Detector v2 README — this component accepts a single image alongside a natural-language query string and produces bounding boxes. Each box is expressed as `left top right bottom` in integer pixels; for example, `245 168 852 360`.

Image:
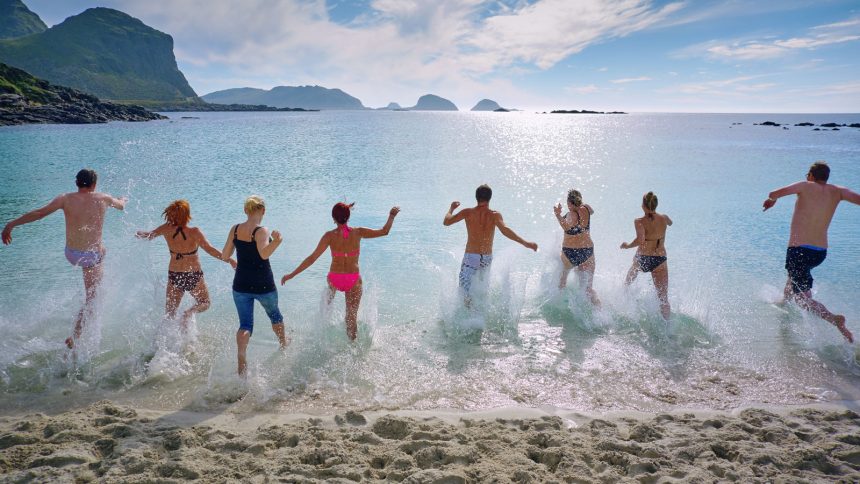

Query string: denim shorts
232 290 283 334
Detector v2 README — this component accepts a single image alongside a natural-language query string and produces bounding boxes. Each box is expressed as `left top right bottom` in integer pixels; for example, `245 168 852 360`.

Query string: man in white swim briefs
2 169 127 348
443 184 538 305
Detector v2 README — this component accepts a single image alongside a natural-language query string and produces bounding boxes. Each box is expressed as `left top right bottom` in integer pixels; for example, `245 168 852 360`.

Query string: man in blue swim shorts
2 169 127 348
764 161 860 342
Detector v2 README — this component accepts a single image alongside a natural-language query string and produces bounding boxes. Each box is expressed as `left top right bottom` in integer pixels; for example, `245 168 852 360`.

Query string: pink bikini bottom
328 272 360 292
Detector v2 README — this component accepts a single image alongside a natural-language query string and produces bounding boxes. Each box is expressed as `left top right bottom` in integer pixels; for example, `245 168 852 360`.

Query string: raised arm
358 206 400 239
443 202 468 226
2 195 64 245
255 226 282 260
553 203 571 230
840 186 860 206
496 213 538 251
197 228 236 268
106 194 128 211
135 223 170 240
281 233 330 284
620 219 644 249
763 182 805 211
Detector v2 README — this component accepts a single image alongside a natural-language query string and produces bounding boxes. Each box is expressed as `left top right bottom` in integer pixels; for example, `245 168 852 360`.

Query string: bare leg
651 262 670 320
344 280 363 341
236 329 251 376
271 323 288 349
67 264 103 349
181 279 211 331
165 282 183 319
779 278 793 305
624 261 640 287
577 257 600 307
559 253 573 289
793 291 853 343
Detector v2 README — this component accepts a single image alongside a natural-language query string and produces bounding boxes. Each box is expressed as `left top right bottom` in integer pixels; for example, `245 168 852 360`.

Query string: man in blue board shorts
763 161 860 342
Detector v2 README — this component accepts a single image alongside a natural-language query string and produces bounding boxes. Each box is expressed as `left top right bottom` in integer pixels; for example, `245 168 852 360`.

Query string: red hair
332 202 353 225
163 200 191 227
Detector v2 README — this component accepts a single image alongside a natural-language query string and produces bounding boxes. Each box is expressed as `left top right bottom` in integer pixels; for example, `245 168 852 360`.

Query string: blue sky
24 0 860 112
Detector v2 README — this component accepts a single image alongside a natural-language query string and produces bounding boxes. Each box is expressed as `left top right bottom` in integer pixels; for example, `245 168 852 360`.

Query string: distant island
0 62 165 126
551 109 627 114
409 94 458 111
752 120 860 130
202 86 364 110
377 102 402 110
472 99 504 111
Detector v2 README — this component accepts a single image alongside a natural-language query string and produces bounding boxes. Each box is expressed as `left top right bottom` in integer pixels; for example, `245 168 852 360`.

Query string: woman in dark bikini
621 191 673 319
554 189 600 305
281 203 399 341
220 195 287 376
136 200 235 330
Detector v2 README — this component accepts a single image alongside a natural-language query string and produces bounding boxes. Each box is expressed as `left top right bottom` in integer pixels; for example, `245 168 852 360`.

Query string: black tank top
232 225 275 294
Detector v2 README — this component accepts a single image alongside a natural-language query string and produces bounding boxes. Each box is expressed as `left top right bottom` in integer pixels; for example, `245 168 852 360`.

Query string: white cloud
688 15 860 61
99 0 683 106
667 74 778 96
566 84 600 94
610 76 652 84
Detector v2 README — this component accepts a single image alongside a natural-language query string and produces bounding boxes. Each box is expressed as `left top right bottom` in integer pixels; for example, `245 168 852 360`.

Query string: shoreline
2 400 859 482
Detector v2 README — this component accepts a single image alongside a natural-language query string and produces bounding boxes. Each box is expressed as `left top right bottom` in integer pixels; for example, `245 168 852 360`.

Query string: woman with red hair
137 200 236 330
281 202 399 340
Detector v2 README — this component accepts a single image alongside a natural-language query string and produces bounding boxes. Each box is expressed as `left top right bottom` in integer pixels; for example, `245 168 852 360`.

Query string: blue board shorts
232 290 283 334
785 245 827 294
65 246 103 268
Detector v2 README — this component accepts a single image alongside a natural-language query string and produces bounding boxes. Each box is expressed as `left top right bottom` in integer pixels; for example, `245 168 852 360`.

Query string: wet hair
163 200 191 227
332 202 354 225
567 189 583 207
808 161 830 182
475 184 492 202
244 195 265 214
643 192 658 219
75 169 97 188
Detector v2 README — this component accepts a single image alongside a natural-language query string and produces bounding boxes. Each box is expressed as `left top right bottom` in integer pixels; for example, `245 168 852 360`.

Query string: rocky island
202 86 365 110
551 109 626 114
408 94 458 111
471 99 503 111
0 63 165 126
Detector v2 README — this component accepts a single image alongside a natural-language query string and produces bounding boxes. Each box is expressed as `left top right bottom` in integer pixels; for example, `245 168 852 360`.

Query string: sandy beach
1 401 858 482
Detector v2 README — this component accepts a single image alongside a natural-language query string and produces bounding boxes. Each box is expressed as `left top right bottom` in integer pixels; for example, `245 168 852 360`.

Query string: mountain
378 102 402 110
409 94 457 111
202 85 364 110
471 99 502 111
0 7 197 102
0 62 165 126
0 0 46 40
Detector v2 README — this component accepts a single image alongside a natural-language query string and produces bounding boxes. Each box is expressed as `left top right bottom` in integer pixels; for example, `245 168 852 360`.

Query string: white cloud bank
105 0 683 107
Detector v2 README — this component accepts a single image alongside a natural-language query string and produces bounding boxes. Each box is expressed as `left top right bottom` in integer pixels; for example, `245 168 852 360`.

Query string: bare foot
833 315 853 343
65 336 75 349
279 335 292 350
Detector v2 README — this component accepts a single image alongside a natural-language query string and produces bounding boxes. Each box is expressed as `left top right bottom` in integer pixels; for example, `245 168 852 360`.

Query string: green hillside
0 7 197 102
0 0 46 40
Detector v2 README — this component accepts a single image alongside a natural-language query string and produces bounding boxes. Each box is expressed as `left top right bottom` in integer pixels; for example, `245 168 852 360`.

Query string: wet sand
2 401 859 482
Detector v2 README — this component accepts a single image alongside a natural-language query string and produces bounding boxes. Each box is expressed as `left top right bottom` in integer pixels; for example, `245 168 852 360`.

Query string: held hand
228 258 237 269
281 273 293 285
553 203 562 217
271 230 282 242
389 206 401 217
449 201 460 212
762 198 776 211
2 225 12 245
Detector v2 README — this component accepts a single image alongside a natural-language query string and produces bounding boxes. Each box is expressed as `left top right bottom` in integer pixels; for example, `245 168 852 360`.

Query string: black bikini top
170 226 198 260
564 207 590 236
643 214 663 248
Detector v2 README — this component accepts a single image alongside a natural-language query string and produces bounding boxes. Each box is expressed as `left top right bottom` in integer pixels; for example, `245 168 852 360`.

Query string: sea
0 111 858 415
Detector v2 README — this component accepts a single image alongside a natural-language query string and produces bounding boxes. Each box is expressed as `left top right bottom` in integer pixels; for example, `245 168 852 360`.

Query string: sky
24 0 860 112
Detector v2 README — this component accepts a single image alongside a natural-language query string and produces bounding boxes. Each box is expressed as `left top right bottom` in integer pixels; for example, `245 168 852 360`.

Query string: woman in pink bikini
281 203 399 340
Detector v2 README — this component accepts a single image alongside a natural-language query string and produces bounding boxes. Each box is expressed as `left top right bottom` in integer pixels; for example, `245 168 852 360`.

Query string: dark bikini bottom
168 271 204 292
562 247 594 267
636 255 667 273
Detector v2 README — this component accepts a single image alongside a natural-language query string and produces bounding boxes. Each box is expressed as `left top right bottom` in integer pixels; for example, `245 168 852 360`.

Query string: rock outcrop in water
471 99 502 111
0 62 165 126
551 109 626 114
0 7 198 103
202 86 365 110
0 0 46 40
408 94 458 111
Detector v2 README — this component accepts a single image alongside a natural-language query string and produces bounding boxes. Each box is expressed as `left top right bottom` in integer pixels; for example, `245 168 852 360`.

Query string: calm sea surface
1 111 859 414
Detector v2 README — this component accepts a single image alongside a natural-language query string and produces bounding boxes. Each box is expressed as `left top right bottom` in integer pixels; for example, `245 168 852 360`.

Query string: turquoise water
0 111 859 414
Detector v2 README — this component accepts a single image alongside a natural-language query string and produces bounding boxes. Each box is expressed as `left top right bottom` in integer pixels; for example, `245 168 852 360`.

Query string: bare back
62 192 111 251
162 225 205 272
789 182 842 247
637 213 670 257
328 228 362 274
464 206 499 254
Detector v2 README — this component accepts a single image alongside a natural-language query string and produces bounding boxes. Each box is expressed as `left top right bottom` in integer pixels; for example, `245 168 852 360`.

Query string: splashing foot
833 315 853 343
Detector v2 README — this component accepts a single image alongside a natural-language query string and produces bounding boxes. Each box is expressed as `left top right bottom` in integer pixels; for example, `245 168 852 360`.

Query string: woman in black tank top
220 195 287 376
